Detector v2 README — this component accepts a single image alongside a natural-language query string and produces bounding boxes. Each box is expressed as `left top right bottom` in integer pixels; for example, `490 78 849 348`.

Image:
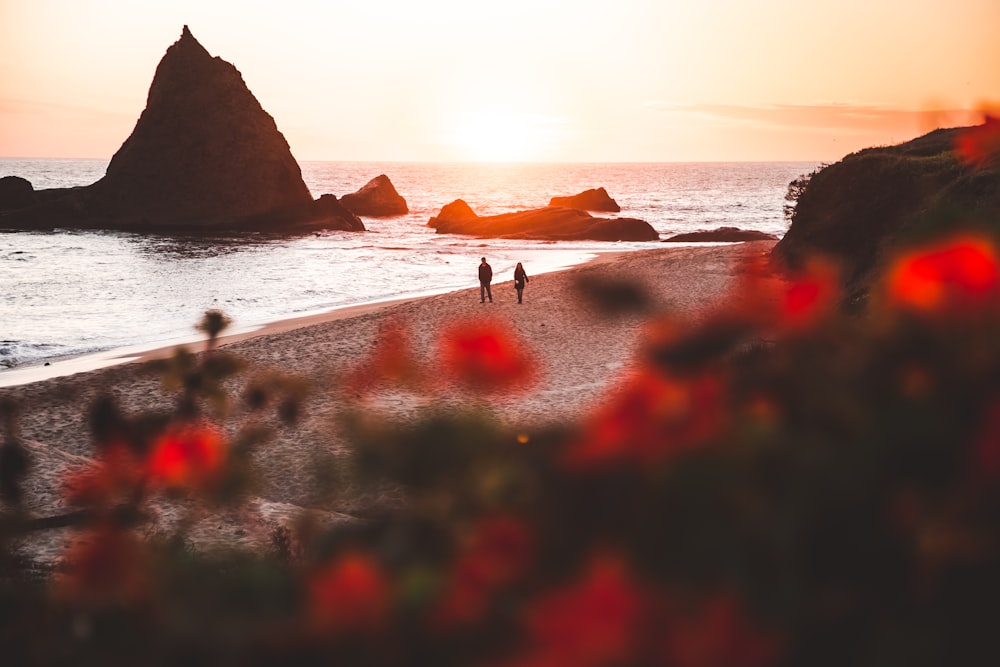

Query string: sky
1 0 997 163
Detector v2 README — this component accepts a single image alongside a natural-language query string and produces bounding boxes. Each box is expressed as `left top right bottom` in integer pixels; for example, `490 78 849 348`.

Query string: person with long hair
513 262 529 304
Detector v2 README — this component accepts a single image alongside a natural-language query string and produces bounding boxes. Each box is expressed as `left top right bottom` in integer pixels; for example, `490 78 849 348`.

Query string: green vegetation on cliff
775 122 1000 298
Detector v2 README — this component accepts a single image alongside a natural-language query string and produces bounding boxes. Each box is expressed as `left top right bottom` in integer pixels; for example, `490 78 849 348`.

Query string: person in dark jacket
479 257 493 303
513 262 529 304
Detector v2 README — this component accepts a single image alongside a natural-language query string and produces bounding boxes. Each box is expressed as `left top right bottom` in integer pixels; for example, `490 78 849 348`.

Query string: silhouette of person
479 257 493 303
513 262 529 304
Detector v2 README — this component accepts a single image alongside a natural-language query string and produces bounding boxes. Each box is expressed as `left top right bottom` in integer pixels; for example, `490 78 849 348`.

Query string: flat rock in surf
664 226 779 242
428 200 659 242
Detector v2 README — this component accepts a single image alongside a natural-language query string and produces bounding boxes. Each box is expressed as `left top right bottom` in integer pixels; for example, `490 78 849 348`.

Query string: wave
0 340 109 370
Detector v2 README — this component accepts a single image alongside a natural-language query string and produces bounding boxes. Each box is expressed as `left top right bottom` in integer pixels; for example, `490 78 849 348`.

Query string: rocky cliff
774 122 1000 296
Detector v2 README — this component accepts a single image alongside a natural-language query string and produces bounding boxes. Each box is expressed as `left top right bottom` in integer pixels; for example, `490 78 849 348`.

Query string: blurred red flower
56 524 151 608
432 515 534 628
348 319 424 393
778 259 841 331
566 370 725 469
307 550 391 634
662 594 782 667
438 320 537 393
885 235 1000 315
146 422 227 490
63 441 144 508
955 116 1000 167
733 254 840 332
511 554 646 667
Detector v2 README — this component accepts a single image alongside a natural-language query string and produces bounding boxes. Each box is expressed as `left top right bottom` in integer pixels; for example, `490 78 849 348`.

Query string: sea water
0 160 818 373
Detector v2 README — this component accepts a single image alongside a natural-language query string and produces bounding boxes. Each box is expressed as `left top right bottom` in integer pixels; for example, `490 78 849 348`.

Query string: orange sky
1 0 997 163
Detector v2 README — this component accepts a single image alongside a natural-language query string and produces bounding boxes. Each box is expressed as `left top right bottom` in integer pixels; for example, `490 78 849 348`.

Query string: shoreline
3 242 772 413
0 249 635 389
0 295 424 389
2 244 745 389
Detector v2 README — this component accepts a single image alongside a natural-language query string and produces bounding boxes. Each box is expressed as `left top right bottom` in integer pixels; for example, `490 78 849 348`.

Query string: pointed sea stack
0 26 363 233
95 25 314 226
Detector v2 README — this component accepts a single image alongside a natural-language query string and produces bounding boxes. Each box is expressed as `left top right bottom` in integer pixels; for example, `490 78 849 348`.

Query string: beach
3 241 778 567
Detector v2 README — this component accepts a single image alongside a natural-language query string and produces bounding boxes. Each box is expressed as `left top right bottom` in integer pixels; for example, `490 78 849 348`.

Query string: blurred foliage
2 128 1000 665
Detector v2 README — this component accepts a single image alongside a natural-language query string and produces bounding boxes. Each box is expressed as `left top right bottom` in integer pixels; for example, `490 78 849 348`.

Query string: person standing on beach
479 257 493 303
513 262 529 304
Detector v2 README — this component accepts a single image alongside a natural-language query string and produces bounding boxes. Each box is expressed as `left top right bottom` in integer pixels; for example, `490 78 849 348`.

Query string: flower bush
2 222 1000 666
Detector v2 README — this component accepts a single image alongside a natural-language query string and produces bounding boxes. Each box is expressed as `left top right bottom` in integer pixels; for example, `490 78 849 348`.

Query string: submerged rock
664 227 778 242
428 201 658 242
0 26 363 234
548 187 620 212
339 174 408 217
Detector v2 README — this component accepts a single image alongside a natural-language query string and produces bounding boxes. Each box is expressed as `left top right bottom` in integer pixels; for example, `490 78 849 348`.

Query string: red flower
955 115 1000 168
733 254 841 332
566 370 725 469
147 422 227 490
778 259 841 331
885 235 1000 315
348 319 424 393
433 515 534 628
56 524 150 607
662 594 782 667
512 554 646 667
63 441 144 508
307 550 391 634
438 319 537 393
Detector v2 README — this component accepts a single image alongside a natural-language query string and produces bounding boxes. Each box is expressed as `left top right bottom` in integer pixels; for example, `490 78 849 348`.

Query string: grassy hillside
774 123 1000 300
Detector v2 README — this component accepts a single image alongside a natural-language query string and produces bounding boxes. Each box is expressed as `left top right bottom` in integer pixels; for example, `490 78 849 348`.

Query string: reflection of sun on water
453 110 558 162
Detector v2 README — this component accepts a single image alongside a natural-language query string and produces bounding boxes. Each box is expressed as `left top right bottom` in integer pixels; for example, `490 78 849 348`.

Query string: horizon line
0 155 828 165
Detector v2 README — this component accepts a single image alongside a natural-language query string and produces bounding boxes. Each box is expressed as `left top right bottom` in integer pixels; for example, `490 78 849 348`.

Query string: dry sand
1 241 778 567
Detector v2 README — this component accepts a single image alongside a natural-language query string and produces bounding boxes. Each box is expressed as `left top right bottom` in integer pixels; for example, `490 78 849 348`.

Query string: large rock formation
548 187 620 212
339 174 408 217
428 201 659 242
773 122 1000 296
0 26 363 233
664 227 778 242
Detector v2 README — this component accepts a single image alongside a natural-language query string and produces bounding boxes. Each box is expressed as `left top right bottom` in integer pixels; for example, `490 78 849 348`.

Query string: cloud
643 102 988 135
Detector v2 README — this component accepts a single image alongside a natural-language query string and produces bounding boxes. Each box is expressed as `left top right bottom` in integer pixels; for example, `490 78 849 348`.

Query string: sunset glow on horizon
1 0 997 164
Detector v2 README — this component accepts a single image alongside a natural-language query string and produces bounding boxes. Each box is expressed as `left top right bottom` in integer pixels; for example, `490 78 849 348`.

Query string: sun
452 109 556 162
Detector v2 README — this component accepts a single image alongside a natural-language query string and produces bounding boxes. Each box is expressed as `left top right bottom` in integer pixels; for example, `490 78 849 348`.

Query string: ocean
0 159 818 378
